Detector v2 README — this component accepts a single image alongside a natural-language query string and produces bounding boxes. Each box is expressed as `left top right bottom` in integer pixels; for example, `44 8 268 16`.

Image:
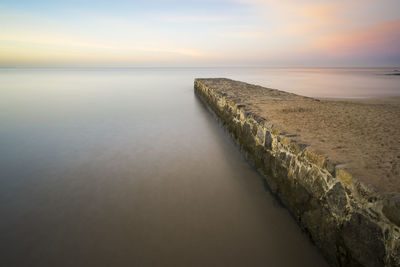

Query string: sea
0 67 398 266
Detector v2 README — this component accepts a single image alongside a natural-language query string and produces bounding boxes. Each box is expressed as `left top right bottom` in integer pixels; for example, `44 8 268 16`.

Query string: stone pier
194 78 400 267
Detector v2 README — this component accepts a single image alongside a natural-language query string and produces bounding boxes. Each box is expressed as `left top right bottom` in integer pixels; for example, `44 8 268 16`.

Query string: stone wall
194 79 400 267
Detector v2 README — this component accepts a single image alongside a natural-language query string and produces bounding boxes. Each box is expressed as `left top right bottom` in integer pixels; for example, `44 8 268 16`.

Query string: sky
1 0 400 67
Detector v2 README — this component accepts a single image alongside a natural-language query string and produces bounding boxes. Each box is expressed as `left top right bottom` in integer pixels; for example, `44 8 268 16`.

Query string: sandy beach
201 78 400 193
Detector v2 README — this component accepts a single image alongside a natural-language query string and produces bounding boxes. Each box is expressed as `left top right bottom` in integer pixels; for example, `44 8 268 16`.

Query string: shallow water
0 67 398 266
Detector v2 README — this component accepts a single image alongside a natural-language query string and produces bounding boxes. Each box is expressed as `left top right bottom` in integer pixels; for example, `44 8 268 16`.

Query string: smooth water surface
1 67 398 266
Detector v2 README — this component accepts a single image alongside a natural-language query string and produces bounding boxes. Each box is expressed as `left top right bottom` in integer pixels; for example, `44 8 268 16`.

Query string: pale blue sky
1 0 400 66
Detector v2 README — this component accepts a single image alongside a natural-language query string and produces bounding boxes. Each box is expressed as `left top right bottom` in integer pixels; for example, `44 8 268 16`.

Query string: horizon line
0 65 399 69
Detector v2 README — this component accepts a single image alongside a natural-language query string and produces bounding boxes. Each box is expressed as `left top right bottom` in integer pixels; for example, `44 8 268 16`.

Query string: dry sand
201 78 400 193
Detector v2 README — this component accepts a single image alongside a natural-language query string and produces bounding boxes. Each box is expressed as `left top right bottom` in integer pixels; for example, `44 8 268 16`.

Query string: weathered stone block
388 238 400 266
336 168 353 187
254 145 266 169
354 180 378 202
324 159 336 176
302 206 339 265
382 193 400 227
342 213 385 267
264 131 273 150
305 149 326 168
294 182 311 211
279 135 291 147
289 141 308 155
271 127 280 135
256 127 265 145
311 177 327 200
326 183 348 217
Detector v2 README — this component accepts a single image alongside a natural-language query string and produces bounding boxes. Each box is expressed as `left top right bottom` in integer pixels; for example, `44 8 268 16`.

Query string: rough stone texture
326 183 348 217
343 213 385 267
382 194 400 227
194 78 400 267
195 78 400 193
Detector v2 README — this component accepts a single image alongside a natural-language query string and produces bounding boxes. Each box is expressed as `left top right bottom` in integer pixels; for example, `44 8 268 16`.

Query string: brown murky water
1 67 398 266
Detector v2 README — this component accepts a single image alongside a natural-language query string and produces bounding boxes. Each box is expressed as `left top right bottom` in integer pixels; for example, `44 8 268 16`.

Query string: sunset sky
1 0 400 67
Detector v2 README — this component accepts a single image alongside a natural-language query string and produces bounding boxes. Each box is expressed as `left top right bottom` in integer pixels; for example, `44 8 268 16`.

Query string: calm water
0 67 398 266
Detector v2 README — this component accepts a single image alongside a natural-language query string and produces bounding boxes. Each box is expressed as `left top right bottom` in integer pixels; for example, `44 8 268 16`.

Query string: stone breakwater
194 78 400 267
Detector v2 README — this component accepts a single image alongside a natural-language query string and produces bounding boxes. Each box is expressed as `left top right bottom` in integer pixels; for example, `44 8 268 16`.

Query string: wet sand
200 78 400 193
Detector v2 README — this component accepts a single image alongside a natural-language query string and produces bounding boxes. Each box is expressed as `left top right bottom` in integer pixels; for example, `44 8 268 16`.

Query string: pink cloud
311 19 400 57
